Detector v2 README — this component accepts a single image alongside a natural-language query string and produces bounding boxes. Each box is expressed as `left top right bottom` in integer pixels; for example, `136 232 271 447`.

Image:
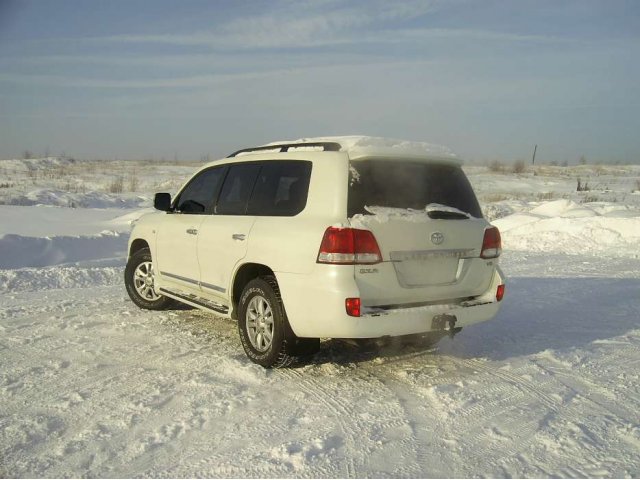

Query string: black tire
124 248 174 310
237 275 304 368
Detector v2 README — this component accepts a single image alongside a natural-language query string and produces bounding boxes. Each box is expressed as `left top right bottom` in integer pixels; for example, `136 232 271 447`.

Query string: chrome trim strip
160 271 226 293
201 281 226 293
160 271 198 285
389 249 476 261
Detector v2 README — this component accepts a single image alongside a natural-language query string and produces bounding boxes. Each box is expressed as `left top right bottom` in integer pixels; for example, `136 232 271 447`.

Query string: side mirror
154 192 172 212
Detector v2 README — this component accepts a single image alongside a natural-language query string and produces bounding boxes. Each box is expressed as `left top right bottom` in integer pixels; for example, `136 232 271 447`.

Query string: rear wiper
427 210 468 220
425 203 472 220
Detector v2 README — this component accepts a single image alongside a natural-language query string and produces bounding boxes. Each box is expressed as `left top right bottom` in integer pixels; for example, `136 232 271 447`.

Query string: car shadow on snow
434 276 640 362
308 335 445 367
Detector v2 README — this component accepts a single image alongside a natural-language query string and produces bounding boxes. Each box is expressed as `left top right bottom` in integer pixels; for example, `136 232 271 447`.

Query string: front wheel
124 247 173 310
237 276 301 368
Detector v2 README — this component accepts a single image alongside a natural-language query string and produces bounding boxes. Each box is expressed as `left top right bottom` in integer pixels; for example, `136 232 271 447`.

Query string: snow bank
0 265 123 292
0 206 151 269
0 231 128 269
3 188 147 209
0 206 147 237
494 199 640 257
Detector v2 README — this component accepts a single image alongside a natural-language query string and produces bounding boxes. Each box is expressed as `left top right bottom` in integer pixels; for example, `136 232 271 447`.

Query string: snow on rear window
347 160 482 218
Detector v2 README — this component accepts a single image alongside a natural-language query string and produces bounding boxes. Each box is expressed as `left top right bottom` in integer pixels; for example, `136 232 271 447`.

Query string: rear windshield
348 160 482 218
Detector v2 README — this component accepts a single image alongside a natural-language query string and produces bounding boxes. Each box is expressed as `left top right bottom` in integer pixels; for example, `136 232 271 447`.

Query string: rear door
197 160 312 299
348 159 492 306
197 163 261 300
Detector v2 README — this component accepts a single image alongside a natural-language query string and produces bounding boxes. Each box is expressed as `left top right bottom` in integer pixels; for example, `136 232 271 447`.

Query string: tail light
496 284 505 302
345 298 361 317
481 227 502 259
317 227 382 265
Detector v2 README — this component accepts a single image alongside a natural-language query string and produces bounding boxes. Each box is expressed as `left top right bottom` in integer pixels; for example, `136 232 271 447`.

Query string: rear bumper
276 266 505 339
346 300 501 338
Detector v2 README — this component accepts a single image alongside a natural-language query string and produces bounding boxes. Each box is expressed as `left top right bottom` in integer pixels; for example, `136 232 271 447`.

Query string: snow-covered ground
1 157 639 477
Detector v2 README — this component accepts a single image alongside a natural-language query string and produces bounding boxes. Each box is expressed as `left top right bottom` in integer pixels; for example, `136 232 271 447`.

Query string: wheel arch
129 238 150 258
231 262 275 319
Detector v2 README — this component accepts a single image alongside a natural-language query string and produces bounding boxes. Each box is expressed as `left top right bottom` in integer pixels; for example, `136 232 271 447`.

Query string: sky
0 0 639 163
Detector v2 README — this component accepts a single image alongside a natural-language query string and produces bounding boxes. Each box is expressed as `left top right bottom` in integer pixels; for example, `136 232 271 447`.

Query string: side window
215 164 261 215
175 166 227 214
247 161 312 216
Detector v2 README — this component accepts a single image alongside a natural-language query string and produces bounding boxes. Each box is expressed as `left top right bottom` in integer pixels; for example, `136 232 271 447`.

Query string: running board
159 288 229 315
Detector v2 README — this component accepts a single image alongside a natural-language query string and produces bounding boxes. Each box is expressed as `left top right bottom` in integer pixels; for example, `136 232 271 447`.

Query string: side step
159 288 229 315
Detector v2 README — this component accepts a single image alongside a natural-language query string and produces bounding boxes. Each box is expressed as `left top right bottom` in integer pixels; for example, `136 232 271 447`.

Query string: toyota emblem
431 232 444 245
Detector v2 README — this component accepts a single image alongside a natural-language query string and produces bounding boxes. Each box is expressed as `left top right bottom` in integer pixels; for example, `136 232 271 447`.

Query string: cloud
92 0 434 50
91 19 572 53
0 72 238 88
385 27 576 44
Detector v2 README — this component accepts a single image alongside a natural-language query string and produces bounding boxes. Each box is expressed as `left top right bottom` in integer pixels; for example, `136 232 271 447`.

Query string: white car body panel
155 214 203 292
197 214 256 297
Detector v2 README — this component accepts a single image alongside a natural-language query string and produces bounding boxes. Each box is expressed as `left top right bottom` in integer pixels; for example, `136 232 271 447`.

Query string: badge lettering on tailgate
359 268 379 274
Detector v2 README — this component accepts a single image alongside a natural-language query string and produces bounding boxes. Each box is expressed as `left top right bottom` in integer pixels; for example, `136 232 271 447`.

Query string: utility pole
532 144 537 165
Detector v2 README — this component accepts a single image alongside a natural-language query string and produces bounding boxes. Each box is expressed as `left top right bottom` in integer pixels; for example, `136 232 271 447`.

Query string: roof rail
227 142 342 158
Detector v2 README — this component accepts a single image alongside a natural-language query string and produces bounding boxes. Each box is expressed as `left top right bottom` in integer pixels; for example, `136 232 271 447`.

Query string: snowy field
1 157 640 477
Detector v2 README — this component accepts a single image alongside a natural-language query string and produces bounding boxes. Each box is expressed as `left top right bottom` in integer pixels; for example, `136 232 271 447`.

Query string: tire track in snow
372 354 566 476
355 347 464 477
281 367 360 478
307 343 471 476
1 288 223 476
430 354 639 476
536 353 639 423
359 350 504 477
450 357 560 410
372 373 452 477
280 354 426 478
446 357 564 460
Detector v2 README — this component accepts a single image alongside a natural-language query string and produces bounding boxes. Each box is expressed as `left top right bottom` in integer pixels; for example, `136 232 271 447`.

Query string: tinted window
348 161 482 218
176 166 227 214
216 164 261 215
247 161 312 216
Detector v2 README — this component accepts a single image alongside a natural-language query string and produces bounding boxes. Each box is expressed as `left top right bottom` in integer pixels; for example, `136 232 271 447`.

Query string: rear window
348 160 482 218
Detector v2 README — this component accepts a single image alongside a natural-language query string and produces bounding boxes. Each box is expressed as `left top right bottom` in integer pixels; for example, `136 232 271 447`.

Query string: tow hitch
432 314 460 338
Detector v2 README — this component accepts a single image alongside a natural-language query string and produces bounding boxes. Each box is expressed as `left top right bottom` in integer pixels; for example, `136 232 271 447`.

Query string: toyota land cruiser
125 137 505 367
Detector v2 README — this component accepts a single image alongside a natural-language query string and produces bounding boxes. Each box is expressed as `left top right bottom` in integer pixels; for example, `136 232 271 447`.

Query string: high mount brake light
317 227 382 265
481 227 502 259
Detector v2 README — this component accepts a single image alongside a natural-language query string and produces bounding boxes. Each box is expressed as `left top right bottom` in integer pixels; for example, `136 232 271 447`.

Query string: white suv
125 137 505 367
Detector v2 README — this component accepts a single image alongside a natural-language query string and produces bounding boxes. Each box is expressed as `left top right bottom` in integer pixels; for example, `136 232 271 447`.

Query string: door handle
232 233 246 241
186 228 198 235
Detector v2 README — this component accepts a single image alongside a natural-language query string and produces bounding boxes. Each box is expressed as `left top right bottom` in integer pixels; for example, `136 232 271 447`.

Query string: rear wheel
125 248 174 310
238 276 315 368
